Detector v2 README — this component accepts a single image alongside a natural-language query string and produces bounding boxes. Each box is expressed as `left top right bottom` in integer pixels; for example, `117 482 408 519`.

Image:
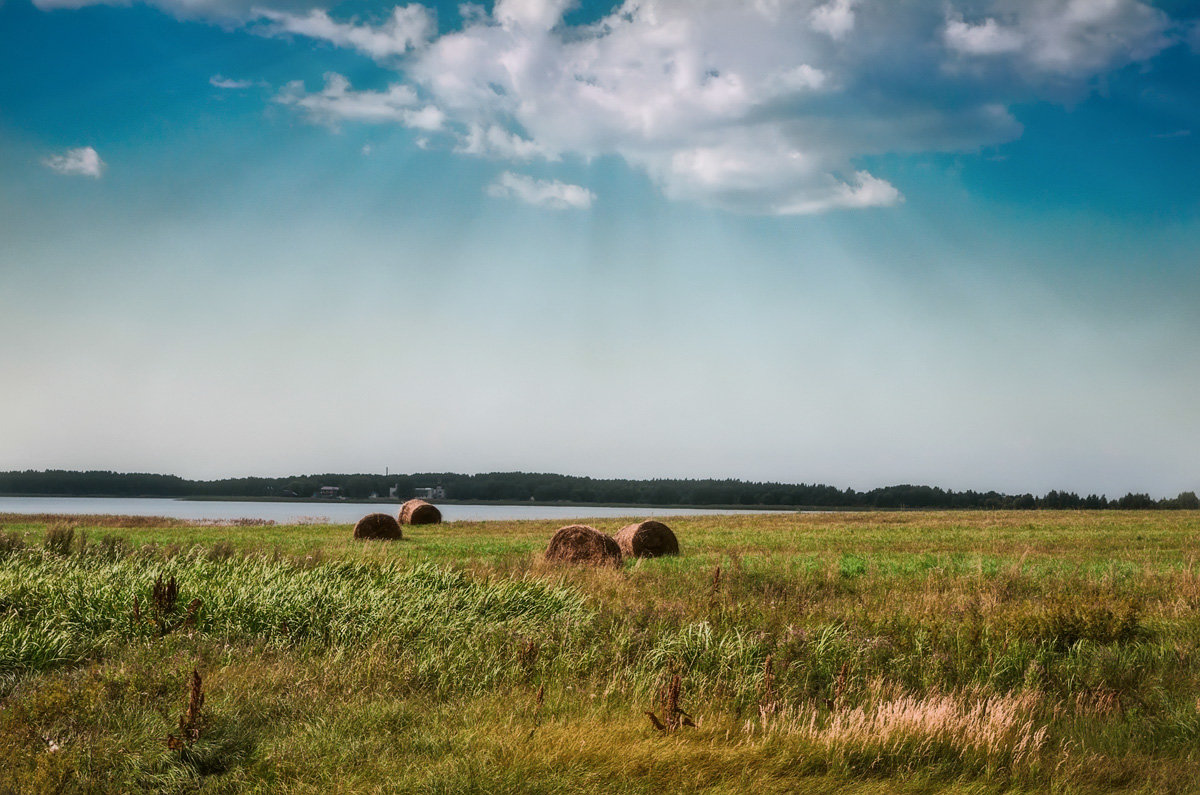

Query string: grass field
2 510 1199 793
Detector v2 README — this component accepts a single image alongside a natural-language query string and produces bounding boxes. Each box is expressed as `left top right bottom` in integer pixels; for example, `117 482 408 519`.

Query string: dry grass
0 513 277 532
749 684 1049 776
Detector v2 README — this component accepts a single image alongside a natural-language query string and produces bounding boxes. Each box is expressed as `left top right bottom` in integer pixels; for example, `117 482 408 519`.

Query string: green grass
2 511 1200 792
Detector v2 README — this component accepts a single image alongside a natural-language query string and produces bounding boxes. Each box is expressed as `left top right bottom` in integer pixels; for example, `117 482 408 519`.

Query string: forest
1 469 1197 510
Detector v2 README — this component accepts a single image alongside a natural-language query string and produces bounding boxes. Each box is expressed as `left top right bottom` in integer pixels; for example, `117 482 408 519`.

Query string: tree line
1 469 1197 510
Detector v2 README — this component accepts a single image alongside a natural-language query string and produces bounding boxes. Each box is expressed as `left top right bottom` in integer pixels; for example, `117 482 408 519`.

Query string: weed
153 573 179 619
0 531 25 557
207 540 237 562
167 669 205 751
43 524 74 557
96 534 132 561
838 553 869 580
647 674 695 732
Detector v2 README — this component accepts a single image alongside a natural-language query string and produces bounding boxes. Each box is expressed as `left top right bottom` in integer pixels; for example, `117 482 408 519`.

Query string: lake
0 496 785 524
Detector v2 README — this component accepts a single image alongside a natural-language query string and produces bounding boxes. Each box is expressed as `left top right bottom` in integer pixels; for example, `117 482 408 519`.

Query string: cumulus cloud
397 0 914 213
260 0 1178 213
274 72 443 129
456 124 558 161
647 135 901 215
944 0 1172 77
255 4 435 61
493 0 576 32
944 17 1023 56
486 171 594 209
810 0 858 40
42 146 105 178
32 0 1192 215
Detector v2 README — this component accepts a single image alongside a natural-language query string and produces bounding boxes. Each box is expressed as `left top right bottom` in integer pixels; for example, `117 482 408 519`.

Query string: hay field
2 511 1199 793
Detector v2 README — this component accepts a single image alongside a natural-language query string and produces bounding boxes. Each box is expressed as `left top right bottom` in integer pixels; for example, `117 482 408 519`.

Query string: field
2 510 1200 794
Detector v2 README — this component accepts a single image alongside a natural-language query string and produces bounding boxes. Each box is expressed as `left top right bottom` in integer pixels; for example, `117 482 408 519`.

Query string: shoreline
0 493 811 512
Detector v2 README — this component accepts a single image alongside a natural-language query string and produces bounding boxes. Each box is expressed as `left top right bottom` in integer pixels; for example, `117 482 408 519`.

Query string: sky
2 0 1199 496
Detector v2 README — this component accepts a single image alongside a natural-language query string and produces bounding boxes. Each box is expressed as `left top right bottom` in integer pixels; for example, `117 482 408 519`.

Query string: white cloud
402 104 447 131
810 0 857 40
486 171 594 209
493 0 576 32
776 170 902 214
210 75 260 89
256 4 435 62
639 131 901 214
33 0 323 20
944 0 1172 77
769 64 829 93
944 17 1023 56
32 0 1190 215
456 123 558 161
274 72 443 129
391 0 1177 213
42 146 105 178
398 0 942 213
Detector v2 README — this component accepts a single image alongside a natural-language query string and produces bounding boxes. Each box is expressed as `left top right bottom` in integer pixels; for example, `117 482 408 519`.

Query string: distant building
414 486 446 500
388 485 399 500
315 486 343 499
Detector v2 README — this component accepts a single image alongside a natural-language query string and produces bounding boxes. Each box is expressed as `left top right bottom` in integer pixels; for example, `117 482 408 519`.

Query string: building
413 486 446 500
315 486 343 499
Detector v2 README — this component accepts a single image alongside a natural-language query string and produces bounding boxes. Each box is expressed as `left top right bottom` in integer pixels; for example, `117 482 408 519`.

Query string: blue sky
2 0 1199 496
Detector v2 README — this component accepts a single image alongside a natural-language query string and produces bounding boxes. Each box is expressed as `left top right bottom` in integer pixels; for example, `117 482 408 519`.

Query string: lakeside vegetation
2 510 1200 792
3 469 1198 510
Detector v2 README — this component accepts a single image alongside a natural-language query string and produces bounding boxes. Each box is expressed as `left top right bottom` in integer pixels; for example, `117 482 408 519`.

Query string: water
0 496 784 524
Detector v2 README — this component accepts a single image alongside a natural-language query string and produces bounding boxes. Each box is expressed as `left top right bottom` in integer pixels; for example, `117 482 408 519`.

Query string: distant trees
1040 490 1081 509
0 469 1197 510
1115 492 1157 510
1170 491 1200 509
0 470 188 497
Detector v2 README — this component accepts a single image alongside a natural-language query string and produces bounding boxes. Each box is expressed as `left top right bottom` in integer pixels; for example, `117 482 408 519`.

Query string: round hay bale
614 520 679 558
353 512 402 540
399 499 442 525
544 524 622 567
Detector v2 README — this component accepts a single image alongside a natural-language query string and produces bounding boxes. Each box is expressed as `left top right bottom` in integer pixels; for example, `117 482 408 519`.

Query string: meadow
1 510 1199 793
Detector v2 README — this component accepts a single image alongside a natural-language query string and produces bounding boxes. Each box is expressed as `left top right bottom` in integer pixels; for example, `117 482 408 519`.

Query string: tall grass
0 547 589 695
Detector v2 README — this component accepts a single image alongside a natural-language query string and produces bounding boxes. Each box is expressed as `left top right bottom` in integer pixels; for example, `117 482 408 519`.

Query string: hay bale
545 524 622 566
399 499 442 525
613 520 679 558
353 512 402 540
